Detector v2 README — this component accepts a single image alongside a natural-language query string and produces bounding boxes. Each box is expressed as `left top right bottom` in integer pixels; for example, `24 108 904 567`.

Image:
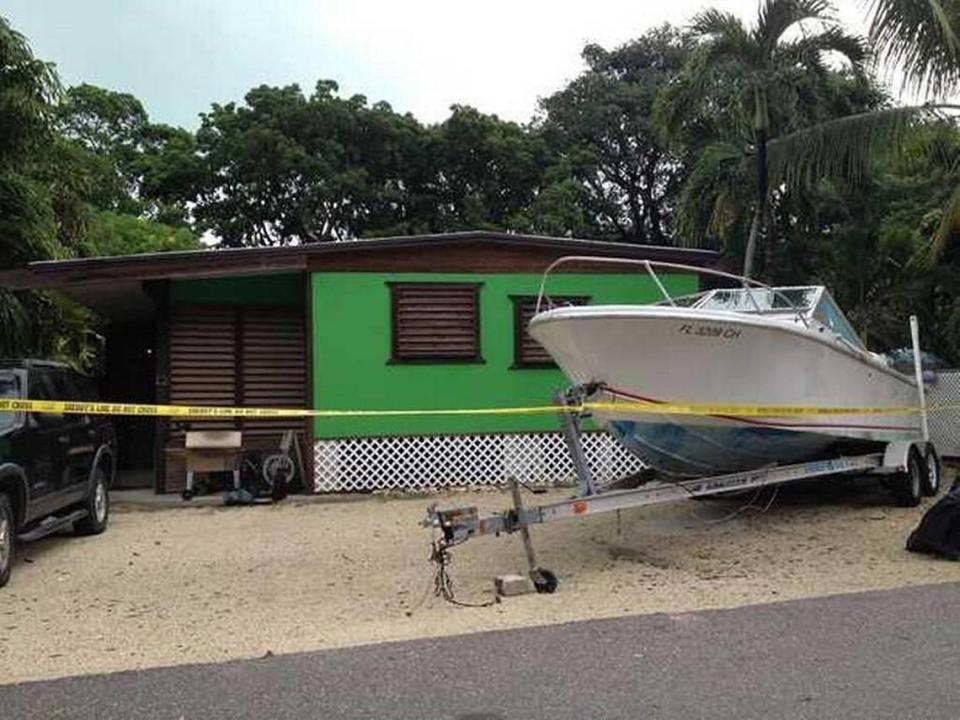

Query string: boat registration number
677 323 742 339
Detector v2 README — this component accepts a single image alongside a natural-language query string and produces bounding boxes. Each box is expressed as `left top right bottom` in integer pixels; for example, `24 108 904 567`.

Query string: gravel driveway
2 476 958 685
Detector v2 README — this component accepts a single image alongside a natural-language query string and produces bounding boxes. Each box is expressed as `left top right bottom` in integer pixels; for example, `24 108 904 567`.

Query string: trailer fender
882 441 918 473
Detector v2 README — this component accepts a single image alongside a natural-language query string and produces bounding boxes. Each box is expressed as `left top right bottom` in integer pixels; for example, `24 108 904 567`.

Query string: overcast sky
6 0 870 129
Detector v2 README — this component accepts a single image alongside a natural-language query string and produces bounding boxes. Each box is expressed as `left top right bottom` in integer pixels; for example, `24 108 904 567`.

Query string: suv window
29 369 65 427
53 370 80 401
0 372 19 433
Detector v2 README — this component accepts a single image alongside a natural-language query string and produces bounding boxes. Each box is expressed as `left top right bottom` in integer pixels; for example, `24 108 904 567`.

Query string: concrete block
495 574 535 597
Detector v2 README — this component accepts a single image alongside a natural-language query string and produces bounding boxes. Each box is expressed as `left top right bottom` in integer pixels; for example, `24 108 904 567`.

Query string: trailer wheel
532 568 558 594
894 449 924 507
922 445 941 497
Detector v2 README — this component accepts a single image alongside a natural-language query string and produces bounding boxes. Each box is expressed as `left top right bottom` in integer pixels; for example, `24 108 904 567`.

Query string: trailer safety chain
429 540 498 609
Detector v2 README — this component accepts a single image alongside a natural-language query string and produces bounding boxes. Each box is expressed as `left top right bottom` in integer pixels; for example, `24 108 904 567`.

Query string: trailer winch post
555 387 597 496
909 315 930 442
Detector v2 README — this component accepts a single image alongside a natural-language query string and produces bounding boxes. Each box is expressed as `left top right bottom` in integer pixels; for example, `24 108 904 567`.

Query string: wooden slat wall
515 298 553 366
169 306 238 433
163 304 308 492
391 283 480 361
513 295 589 367
241 308 308 439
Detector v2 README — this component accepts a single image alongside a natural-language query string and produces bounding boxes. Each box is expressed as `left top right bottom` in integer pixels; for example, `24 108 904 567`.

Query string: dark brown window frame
387 281 484 364
510 294 590 369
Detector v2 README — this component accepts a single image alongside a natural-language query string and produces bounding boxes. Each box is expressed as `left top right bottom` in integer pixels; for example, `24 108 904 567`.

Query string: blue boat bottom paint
608 420 853 478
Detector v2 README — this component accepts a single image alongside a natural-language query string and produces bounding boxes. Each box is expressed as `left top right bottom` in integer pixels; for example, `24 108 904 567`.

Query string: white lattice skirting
313 431 645 493
929 370 960 458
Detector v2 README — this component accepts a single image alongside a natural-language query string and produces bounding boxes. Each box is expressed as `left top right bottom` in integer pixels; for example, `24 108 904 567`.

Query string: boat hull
529 306 921 477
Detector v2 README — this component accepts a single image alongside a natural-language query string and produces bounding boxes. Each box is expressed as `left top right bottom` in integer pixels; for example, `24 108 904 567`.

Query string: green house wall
170 273 303 306
310 271 697 438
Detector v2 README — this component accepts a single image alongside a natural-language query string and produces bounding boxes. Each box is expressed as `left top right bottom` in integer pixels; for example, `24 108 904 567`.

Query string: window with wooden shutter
389 283 483 363
512 295 589 368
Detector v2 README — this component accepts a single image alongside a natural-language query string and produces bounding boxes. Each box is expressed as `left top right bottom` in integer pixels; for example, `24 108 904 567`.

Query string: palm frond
690 9 758 72
781 26 868 71
930 179 960 259
766 104 942 187
690 8 747 39
895 119 960 175
675 141 751 246
758 0 833 47
869 0 960 98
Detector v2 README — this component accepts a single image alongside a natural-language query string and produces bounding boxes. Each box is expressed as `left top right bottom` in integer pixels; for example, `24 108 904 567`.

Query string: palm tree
0 15 61 356
686 0 866 277
766 1 960 260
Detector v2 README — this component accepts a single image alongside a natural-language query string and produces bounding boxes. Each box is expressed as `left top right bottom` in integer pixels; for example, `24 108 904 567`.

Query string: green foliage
539 26 692 243
82 211 199 257
421 106 549 234
0 16 202 367
676 0 868 276
869 0 960 98
191 84 554 244
0 16 59 166
192 82 425 244
2 7 960 366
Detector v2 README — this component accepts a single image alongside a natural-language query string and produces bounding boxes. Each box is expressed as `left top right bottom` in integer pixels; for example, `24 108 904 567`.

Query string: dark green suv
0 360 116 588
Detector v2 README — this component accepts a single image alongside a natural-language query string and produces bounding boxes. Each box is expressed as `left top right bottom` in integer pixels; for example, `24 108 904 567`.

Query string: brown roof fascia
0 231 718 290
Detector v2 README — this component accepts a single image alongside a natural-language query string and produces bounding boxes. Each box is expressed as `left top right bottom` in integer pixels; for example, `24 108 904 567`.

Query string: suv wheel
74 467 109 536
0 494 14 588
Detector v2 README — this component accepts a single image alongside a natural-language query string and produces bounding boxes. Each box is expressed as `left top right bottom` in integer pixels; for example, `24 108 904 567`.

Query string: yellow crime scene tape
0 397 940 419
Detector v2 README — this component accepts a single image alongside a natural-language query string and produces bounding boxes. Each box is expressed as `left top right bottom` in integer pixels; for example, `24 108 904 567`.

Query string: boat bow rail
534 255 811 328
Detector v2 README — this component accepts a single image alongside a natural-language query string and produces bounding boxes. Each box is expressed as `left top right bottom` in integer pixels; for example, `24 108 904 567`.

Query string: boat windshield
683 287 865 350
812 291 863 349
0 372 19 433
693 287 820 314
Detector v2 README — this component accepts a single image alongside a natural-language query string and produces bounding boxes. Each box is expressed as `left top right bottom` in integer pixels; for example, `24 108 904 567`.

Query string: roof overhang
0 231 720 322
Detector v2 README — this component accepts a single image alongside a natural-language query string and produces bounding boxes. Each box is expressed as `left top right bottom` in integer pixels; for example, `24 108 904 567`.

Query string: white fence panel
313 431 645 493
929 370 960 458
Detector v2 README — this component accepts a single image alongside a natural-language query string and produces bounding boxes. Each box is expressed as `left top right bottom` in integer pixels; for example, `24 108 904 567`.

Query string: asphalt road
2 582 959 720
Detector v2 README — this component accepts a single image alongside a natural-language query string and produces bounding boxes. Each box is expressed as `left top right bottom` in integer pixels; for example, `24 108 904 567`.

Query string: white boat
529 257 923 478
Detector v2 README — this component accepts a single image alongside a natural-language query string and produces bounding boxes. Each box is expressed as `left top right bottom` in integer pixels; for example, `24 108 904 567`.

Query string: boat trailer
423 385 940 595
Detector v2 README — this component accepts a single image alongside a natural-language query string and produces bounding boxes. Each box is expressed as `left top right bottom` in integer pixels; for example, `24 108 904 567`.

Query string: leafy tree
417 105 549 233
0 17 59 167
803 164 960 361
765 0 960 262
132 123 205 222
539 27 691 244
0 15 63 356
666 67 884 267
55 84 198 225
58 83 147 154
676 0 866 276
0 16 201 363
193 81 429 245
82 211 199 257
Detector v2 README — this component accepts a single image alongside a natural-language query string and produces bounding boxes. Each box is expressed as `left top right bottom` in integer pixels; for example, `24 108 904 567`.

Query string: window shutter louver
390 283 481 362
513 296 589 367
